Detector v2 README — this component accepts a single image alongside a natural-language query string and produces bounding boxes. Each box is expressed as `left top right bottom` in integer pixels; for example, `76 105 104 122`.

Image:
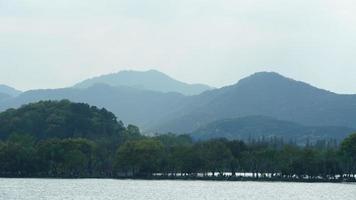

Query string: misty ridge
0 69 355 144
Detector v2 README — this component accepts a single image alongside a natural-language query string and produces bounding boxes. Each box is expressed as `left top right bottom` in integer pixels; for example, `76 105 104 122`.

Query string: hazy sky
1 0 356 93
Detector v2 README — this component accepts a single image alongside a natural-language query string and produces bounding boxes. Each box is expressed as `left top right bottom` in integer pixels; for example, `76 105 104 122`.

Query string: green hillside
0 100 125 140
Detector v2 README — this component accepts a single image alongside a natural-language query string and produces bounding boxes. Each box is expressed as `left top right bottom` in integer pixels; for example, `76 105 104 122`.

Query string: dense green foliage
0 100 140 177
0 100 124 140
0 131 355 181
0 100 355 181
115 139 164 176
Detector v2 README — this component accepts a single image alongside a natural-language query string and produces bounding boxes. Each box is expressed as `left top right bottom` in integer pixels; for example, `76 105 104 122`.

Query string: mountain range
155 72 356 133
1 70 355 142
0 84 21 96
0 84 186 129
0 84 22 102
74 70 212 95
191 115 354 143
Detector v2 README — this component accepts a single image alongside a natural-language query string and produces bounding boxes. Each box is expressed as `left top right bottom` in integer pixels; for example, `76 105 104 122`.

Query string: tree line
0 131 355 181
0 100 355 181
114 133 356 181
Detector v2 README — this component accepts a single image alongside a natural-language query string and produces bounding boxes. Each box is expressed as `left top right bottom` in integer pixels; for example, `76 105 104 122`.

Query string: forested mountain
0 84 21 97
0 100 126 140
0 100 142 177
1 72 355 142
0 84 186 129
155 72 356 133
0 100 355 180
74 70 212 95
191 116 354 143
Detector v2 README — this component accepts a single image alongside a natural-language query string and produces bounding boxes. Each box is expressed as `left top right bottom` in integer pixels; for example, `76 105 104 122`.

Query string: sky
1 0 356 93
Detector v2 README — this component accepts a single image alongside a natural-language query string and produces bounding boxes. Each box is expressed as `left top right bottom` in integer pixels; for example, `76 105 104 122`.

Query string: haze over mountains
0 84 22 102
0 84 186 129
156 72 356 133
0 70 355 142
0 93 11 102
74 70 212 96
191 116 354 143
0 84 21 96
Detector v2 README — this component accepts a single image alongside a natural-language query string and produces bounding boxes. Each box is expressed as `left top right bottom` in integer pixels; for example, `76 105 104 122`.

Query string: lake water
0 179 355 200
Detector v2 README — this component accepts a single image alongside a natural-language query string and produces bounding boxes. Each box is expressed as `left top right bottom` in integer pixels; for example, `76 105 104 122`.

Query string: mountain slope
191 116 354 143
74 70 212 95
0 84 22 96
0 84 187 129
0 93 11 102
154 72 356 133
1 71 356 139
0 100 125 140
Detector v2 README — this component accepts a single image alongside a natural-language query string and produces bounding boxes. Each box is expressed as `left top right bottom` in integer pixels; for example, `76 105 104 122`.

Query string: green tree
226 140 247 176
0 134 37 177
0 100 125 141
115 139 164 177
197 139 233 176
37 138 96 177
340 133 356 178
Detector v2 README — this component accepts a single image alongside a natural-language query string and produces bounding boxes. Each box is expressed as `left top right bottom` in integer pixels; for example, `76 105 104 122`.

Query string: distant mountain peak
2 70 356 136
233 71 332 95
118 69 165 74
145 69 165 74
238 71 293 84
249 71 284 77
74 69 212 95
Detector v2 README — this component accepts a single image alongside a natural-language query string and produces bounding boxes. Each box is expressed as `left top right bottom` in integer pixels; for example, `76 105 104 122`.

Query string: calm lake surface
0 179 355 200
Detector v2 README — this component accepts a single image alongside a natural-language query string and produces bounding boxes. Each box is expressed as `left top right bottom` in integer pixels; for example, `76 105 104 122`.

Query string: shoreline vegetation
0 101 355 183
